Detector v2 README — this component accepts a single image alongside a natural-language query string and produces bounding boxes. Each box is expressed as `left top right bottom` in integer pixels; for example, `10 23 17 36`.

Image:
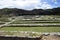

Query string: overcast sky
0 0 60 10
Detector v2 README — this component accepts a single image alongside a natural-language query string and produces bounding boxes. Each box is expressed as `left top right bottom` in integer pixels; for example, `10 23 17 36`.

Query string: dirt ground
41 35 60 40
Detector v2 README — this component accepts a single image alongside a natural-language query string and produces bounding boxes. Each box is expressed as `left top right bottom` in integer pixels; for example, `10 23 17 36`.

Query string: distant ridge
0 7 60 17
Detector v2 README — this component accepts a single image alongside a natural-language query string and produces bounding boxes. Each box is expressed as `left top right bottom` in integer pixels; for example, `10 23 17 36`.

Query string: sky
0 0 60 10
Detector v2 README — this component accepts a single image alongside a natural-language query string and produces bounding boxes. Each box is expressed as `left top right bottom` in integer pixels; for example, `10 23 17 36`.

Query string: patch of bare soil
41 35 60 40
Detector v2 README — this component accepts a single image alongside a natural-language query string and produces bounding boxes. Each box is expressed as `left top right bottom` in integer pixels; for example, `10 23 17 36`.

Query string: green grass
0 27 60 32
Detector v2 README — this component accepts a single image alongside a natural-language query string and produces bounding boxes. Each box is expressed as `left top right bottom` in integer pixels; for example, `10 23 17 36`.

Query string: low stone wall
0 36 40 40
0 35 60 40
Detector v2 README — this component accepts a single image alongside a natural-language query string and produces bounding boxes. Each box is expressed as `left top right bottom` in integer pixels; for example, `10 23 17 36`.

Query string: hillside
0 7 60 17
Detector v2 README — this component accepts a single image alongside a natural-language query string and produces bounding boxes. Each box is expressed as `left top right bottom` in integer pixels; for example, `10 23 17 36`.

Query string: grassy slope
0 27 60 32
0 16 60 32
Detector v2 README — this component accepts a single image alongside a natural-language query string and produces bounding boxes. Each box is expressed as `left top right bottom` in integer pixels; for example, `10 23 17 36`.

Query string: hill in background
0 7 60 17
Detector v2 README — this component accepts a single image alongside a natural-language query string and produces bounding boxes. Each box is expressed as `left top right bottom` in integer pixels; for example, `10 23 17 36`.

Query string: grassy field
0 27 60 32
0 15 60 32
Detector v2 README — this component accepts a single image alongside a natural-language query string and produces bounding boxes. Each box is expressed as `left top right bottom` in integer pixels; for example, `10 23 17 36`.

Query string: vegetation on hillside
0 7 60 17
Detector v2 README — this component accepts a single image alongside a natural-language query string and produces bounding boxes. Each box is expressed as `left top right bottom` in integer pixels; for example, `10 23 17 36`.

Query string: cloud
52 0 58 4
40 2 52 9
0 0 52 10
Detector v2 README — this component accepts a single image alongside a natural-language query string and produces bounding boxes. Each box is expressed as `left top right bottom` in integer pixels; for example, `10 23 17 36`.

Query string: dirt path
0 17 18 27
